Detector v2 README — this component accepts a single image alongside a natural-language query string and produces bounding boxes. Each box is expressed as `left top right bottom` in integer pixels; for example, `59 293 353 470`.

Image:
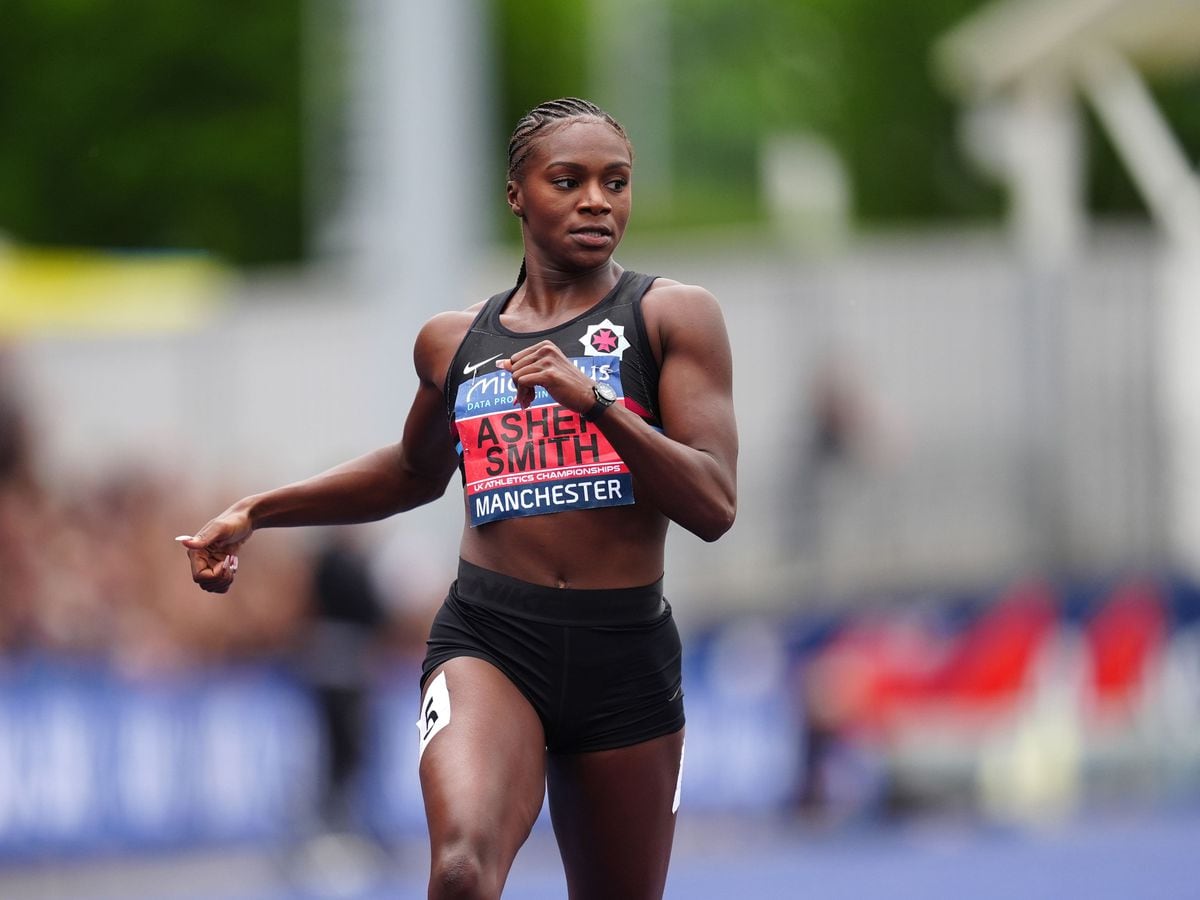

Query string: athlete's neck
511 260 623 322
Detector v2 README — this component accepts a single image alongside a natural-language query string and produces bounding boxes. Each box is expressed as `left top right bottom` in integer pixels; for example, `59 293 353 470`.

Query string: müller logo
580 318 631 359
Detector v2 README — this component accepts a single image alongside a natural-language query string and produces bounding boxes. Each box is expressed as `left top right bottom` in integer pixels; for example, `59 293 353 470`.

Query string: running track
2 810 1194 899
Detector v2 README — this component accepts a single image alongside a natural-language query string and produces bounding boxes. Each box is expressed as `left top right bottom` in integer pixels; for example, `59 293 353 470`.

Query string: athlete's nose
579 180 611 214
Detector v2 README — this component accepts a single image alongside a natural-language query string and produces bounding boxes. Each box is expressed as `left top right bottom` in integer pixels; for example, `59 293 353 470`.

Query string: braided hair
507 98 632 285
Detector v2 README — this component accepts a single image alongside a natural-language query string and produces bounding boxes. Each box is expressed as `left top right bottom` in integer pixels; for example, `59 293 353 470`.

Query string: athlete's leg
546 728 685 900
419 657 547 900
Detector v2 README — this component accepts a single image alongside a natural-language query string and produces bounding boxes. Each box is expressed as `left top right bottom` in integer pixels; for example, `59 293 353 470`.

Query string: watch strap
583 399 609 423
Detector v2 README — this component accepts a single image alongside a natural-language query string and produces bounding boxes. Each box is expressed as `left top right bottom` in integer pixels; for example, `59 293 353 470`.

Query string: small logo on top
463 353 503 377
579 318 631 359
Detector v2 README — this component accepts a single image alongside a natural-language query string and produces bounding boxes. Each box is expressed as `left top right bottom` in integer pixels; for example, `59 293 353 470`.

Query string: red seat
1084 579 1166 722
925 580 1058 707
805 581 1059 739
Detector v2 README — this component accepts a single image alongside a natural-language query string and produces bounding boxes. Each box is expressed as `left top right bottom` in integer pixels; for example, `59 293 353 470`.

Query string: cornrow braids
506 97 631 183
507 98 632 286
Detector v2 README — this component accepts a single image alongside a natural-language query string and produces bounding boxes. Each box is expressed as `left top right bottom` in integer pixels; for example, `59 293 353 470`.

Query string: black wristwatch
583 382 617 423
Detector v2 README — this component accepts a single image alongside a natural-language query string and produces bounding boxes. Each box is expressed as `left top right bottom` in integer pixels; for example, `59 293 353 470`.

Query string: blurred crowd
4 341 1199 834
0 351 435 679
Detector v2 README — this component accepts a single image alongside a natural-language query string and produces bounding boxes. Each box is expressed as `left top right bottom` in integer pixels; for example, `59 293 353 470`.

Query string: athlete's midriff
459 498 668 589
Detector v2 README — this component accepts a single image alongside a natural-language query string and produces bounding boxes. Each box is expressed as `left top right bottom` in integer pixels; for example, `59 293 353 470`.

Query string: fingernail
175 535 193 542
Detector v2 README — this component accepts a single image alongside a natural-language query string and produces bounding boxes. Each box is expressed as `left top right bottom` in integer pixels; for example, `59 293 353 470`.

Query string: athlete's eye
552 177 579 189
606 178 628 192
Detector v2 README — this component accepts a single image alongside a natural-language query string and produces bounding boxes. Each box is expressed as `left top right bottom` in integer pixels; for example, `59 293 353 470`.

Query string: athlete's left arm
600 282 738 541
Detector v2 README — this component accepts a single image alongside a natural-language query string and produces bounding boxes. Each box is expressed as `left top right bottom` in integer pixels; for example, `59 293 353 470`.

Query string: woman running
180 97 737 899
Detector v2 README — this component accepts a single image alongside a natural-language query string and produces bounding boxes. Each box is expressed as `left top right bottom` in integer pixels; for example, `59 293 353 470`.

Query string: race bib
453 357 635 526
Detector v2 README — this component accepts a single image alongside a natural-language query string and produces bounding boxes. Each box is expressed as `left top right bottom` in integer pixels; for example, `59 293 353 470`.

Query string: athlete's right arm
182 311 470 593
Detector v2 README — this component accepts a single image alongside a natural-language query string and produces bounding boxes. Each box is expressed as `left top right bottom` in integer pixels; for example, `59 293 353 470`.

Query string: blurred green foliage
0 0 302 264
665 0 1003 226
494 0 591 134
495 0 1200 233
1 0 1198 263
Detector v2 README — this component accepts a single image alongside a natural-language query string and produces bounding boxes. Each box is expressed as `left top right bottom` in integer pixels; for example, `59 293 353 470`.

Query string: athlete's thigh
546 728 685 900
419 657 547 868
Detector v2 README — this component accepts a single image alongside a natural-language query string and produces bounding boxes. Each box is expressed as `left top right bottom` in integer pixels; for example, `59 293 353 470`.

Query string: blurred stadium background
3 0 1200 897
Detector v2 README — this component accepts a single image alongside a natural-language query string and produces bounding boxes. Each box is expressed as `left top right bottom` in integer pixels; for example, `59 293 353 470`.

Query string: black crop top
444 269 661 526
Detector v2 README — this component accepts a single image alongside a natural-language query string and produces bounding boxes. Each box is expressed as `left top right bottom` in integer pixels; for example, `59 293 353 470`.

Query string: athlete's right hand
177 508 252 594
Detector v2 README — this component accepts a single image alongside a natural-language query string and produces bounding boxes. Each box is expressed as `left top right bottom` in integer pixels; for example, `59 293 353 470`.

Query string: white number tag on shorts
417 671 451 760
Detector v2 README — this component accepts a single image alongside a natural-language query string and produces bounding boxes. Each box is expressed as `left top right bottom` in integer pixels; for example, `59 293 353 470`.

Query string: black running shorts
420 559 685 753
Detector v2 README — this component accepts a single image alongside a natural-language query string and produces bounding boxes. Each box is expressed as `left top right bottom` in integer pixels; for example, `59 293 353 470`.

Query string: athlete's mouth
571 226 612 238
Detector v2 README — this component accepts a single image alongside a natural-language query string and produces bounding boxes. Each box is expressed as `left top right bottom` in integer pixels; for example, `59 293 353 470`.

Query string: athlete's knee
428 838 500 900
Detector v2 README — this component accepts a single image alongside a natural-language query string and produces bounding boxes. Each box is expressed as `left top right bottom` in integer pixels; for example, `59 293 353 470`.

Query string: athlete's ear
506 180 523 218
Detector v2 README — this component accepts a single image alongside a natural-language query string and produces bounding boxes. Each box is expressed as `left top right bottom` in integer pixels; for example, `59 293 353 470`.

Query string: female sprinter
180 97 737 899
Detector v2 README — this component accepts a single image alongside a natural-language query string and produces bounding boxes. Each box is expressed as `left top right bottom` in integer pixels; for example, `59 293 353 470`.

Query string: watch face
595 383 617 403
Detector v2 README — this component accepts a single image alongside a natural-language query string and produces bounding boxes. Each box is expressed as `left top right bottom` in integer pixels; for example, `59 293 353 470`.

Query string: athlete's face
507 119 632 273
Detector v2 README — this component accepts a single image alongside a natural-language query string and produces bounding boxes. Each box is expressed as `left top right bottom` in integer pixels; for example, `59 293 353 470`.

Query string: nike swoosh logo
463 353 502 377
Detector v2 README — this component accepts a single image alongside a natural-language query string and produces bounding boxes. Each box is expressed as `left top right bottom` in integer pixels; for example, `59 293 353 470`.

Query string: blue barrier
0 633 804 857
0 658 319 857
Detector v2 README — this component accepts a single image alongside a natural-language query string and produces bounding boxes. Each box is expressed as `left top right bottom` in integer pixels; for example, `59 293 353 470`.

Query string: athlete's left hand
497 341 594 412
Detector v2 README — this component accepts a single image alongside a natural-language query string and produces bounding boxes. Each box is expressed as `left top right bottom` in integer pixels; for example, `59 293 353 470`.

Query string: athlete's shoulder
641 277 723 318
414 302 487 384
638 277 729 363
419 293 494 340
417 309 473 346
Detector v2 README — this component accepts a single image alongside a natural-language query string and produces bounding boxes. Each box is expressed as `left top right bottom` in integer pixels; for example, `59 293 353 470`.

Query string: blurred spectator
0 350 33 489
788 354 882 569
297 528 388 831
368 525 451 662
0 349 39 651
